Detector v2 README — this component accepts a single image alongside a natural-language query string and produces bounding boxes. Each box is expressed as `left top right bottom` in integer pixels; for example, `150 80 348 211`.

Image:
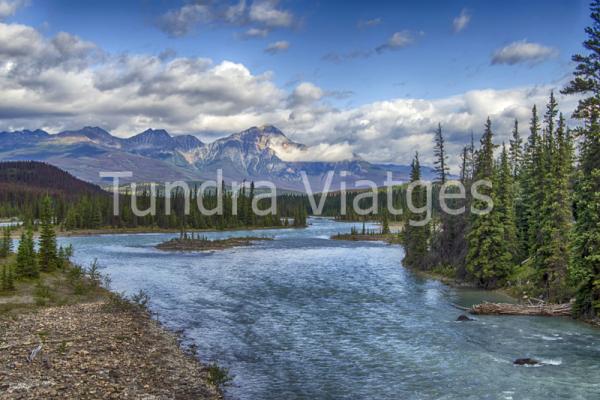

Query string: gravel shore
0 302 222 399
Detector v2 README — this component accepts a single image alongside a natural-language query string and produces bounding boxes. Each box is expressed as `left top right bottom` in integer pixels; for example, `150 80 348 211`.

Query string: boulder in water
456 314 474 321
514 358 541 366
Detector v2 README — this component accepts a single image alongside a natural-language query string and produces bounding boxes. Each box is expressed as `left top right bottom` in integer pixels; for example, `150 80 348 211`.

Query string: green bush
206 362 233 388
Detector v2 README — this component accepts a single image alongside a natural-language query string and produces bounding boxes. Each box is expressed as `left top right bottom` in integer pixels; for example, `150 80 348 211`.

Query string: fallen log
468 301 572 317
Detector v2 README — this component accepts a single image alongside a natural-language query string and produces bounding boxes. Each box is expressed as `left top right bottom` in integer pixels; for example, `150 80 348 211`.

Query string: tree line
1 196 72 291
0 171 309 231
403 0 600 318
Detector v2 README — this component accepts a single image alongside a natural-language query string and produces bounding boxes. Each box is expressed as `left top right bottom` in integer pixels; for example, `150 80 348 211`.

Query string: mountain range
0 125 436 192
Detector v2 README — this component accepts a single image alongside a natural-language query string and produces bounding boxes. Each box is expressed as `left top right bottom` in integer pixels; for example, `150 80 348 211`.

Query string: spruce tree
518 105 543 257
433 123 449 183
562 0 600 316
15 228 38 278
38 196 58 272
509 119 523 177
1 265 6 290
381 211 390 234
0 227 11 257
497 144 518 258
465 118 513 288
536 110 573 301
402 152 431 270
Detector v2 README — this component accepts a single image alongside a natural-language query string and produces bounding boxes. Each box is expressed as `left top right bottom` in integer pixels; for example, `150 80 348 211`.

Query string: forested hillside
402 0 600 319
0 161 308 230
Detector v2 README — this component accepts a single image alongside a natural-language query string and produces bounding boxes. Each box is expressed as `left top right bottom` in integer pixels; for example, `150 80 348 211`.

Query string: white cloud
242 27 269 38
156 4 212 37
249 0 293 28
491 40 558 65
156 0 293 38
0 21 579 172
376 31 414 53
452 9 470 33
264 40 290 54
225 0 246 23
271 141 355 162
0 0 27 20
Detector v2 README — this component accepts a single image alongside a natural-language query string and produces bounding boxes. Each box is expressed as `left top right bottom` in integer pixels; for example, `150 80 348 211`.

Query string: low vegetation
331 223 401 245
156 233 273 251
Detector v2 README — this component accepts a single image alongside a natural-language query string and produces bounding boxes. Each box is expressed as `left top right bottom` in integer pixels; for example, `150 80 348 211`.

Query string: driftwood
468 301 572 317
27 343 42 363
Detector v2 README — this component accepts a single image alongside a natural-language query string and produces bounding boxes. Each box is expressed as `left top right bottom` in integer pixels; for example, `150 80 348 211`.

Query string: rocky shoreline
0 301 223 399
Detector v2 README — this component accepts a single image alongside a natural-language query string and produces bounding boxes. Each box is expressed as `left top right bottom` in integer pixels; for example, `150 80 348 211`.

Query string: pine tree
431 123 467 273
433 123 449 183
509 119 523 177
1 264 15 291
5 265 14 291
381 211 390 234
536 109 573 301
518 105 543 257
0 227 11 257
562 0 600 316
15 228 38 278
465 118 512 288
497 144 518 258
1 265 6 290
38 196 58 272
402 152 431 270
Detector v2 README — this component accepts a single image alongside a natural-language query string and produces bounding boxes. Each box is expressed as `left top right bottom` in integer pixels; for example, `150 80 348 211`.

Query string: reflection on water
61 218 600 400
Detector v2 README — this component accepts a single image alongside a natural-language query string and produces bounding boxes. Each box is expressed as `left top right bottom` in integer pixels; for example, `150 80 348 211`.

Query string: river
60 218 600 399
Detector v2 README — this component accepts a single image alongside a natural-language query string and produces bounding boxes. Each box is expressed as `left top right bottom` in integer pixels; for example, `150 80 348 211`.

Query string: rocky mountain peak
125 129 175 149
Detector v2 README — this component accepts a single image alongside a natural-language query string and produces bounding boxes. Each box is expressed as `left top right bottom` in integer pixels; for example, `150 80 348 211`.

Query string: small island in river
330 224 401 245
156 234 273 251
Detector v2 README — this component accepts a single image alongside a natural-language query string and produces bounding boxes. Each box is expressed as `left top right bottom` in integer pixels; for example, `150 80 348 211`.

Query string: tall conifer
562 0 600 315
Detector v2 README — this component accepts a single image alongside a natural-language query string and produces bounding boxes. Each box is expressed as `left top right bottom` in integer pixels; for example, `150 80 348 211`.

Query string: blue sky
0 0 591 166
11 0 587 105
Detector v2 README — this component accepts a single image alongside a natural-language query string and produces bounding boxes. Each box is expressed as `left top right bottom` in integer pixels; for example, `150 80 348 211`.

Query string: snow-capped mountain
0 125 435 191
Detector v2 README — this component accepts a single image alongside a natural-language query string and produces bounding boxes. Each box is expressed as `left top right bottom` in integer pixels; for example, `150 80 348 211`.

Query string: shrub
206 362 233 388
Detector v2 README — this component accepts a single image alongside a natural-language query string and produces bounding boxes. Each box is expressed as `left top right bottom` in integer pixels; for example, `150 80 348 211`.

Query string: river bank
0 302 223 399
0 258 224 399
5 223 303 238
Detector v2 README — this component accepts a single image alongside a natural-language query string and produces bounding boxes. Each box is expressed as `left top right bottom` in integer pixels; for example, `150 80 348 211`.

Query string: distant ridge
0 126 437 191
0 161 106 198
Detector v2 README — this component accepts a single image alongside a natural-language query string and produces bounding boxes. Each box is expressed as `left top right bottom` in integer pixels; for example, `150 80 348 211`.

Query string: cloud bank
0 0 27 20
156 0 295 38
0 21 577 170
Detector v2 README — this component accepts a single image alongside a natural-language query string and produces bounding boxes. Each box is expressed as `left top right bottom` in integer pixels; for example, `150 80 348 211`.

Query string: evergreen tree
381 211 390 234
497 144 518 258
536 108 573 301
509 119 523 177
1 264 15 291
38 196 58 272
562 0 600 316
15 228 38 278
1 265 6 290
0 227 11 257
402 152 431 270
465 118 512 288
518 105 543 257
433 123 449 183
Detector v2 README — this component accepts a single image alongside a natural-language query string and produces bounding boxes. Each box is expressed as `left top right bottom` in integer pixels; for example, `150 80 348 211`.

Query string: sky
0 0 591 169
